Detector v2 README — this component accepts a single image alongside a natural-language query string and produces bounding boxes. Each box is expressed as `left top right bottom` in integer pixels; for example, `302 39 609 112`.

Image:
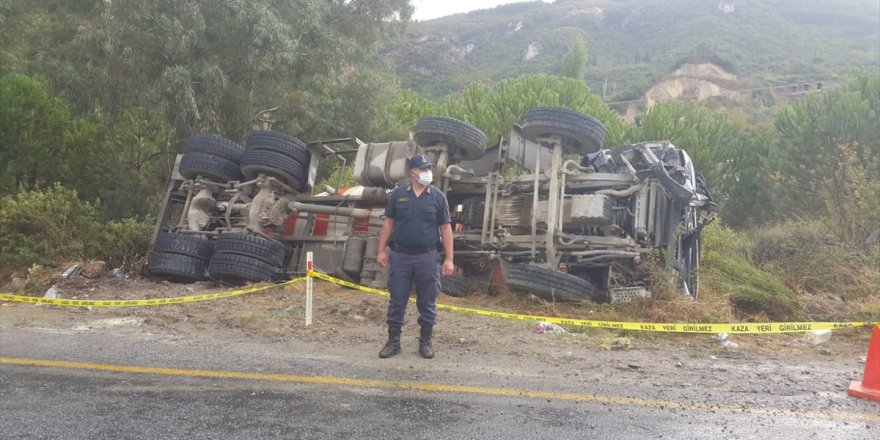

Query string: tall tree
561 37 588 81
770 70 880 246
0 74 72 193
2 0 413 140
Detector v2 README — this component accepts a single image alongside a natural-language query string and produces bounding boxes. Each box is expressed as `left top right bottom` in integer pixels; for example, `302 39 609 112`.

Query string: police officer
376 153 454 359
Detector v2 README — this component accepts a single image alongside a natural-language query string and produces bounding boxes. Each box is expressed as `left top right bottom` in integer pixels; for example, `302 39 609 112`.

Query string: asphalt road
1 322 877 440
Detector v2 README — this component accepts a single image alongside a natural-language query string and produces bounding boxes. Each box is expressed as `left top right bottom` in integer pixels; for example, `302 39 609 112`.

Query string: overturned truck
147 107 714 302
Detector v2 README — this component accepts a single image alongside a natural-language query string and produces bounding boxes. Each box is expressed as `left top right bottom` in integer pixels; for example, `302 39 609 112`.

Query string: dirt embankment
625 62 743 122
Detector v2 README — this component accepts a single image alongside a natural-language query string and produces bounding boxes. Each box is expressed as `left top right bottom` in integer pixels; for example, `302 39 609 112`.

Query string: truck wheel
179 151 244 182
441 273 477 297
414 116 487 160
147 252 207 282
184 134 245 163
213 233 286 267
208 253 279 284
240 149 308 190
521 106 605 155
505 263 598 302
245 131 311 168
153 233 214 261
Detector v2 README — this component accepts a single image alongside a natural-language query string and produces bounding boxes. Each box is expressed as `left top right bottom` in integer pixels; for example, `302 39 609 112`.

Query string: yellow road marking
2 357 877 422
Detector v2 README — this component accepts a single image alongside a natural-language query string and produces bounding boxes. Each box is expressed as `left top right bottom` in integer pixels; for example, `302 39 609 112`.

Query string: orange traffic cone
848 325 880 401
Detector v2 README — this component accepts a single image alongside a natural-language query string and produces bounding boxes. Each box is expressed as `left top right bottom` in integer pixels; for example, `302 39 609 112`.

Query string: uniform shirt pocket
419 203 438 223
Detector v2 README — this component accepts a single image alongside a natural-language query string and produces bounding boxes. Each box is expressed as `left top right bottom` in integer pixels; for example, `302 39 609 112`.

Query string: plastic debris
721 340 739 351
43 285 59 299
62 264 82 279
111 268 126 280
712 333 729 341
533 321 568 334
804 330 832 345
601 337 632 351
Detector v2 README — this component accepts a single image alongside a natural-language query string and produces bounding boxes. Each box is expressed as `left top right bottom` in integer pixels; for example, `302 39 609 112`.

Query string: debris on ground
533 321 567 334
62 264 82 279
111 268 126 280
721 340 739 351
43 285 59 299
601 337 631 351
804 330 832 345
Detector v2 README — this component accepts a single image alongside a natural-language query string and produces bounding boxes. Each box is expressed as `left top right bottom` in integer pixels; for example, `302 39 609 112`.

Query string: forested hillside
386 0 880 100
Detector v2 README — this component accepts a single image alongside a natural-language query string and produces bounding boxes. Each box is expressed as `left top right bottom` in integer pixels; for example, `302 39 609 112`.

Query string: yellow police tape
0 277 307 308
1 270 876 334
308 271 878 334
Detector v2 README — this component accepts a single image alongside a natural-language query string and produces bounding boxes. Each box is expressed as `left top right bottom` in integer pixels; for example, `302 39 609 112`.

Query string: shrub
97 219 153 271
0 184 153 270
700 222 799 320
0 184 102 266
750 220 879 300
0 74 71 195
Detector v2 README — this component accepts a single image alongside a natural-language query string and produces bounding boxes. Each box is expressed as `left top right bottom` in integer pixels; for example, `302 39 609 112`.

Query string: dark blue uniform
384 184 451 328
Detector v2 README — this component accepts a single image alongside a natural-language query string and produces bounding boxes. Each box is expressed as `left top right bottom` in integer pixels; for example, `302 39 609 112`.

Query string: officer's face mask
417 170 433 186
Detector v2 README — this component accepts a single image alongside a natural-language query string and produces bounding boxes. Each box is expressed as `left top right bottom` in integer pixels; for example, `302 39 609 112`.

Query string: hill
383 0 880 103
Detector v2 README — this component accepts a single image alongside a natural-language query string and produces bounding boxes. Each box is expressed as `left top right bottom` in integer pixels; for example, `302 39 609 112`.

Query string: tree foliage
0 184 101 266
771 70 880 246
97 108 177 219
0 75 109 195
1 0 413 140
0 0 414 222
392 74 628 145
561 37 588 81
0 73 183 219
0 75 80 194
0 183 151 268
633 102 772 227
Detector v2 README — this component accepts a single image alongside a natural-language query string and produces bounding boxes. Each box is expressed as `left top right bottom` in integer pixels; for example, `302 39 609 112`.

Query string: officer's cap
408 154 433 169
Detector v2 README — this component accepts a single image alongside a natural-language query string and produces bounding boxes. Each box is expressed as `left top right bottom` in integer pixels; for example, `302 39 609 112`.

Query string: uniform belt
390 243 437 255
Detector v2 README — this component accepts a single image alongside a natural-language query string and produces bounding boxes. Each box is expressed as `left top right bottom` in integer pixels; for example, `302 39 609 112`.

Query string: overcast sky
412 1 546 21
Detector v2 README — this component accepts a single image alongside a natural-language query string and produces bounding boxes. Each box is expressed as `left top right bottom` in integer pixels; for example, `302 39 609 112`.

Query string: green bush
0 74 72 195
97 219 152 271
750 220 879 300
0 184 153 269
701 222 799 320
0 184 102 266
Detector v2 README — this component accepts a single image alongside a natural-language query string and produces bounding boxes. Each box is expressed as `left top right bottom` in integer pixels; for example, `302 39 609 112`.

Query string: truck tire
521 107 605 155
240 149 308 190
147 252 207 282
179 151 244 182
213 233 286 267
208 252 279 284
245 131 311 168
505 263 598 302
414 116 487 160
184 134 245 163
153 233 214 261
441 273 477 297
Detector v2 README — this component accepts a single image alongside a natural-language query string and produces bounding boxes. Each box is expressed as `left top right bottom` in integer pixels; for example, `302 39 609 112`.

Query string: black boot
419 326 434 359
379 327 401 358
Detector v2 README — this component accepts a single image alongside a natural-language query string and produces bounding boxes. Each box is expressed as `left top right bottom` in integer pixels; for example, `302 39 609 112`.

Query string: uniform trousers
386 249 441 328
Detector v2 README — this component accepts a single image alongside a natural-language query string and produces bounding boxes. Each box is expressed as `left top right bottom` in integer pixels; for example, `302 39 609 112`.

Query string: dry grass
751 220 879 301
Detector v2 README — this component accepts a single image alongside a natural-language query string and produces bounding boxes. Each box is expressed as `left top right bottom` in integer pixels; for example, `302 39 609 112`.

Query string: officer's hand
442 259 454 277
377 251 388 267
